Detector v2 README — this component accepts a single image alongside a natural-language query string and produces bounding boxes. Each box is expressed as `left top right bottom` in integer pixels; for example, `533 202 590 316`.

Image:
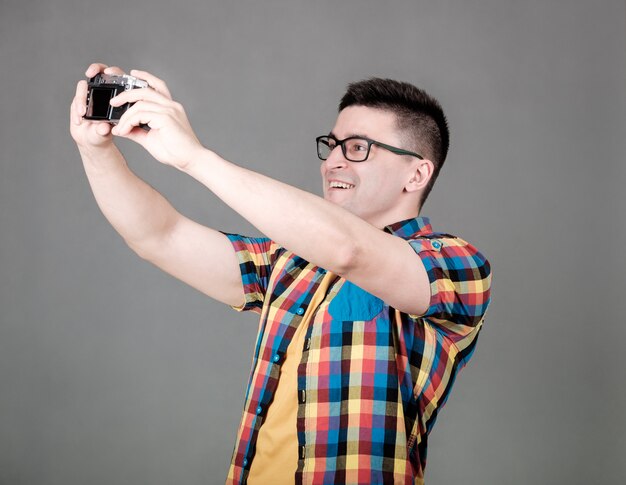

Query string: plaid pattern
223 217 491 484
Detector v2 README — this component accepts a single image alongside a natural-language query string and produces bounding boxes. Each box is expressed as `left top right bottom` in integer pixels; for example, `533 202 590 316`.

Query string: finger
71 99 82 125
85 63 126 78
130 69 172 99
113 110 162 136
85 62 109 78
110 86 173 107
114 99 178 134
104 65 125 76
71 81 87 125
118 99 169 118
117 125 149 145
70 100 79 126
75 79 87 112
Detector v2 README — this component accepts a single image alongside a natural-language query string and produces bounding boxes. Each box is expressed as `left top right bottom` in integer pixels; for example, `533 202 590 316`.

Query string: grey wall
1 1 624 484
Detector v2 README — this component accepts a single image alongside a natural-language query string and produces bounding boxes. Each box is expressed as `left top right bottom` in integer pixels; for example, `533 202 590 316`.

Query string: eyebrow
328 131 370 140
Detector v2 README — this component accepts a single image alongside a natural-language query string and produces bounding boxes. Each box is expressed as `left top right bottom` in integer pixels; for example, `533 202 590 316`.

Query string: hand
109 70 205 171
70 63 125 151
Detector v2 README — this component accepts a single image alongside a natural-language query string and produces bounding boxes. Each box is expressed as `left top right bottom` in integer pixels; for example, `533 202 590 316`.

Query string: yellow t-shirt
247 272 336 484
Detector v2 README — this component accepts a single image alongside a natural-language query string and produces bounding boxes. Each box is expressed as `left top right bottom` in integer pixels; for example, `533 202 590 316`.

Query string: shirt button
256 406 263 415
243 458 248 467
273 354 281 363
296 307 305 315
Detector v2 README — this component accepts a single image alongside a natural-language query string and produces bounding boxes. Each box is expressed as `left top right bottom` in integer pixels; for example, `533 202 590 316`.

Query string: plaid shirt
223 216 491 484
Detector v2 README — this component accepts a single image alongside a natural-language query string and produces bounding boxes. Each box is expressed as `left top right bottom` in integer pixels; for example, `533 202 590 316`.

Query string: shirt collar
384 216 433 238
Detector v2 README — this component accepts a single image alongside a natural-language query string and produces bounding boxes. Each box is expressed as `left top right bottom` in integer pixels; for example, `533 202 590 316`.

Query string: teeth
329 181 355 189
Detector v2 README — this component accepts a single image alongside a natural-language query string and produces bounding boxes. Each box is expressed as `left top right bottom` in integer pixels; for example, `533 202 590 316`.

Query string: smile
329 181 355 189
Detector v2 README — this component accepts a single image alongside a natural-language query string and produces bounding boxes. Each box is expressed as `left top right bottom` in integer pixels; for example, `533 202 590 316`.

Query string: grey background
1 0 624 484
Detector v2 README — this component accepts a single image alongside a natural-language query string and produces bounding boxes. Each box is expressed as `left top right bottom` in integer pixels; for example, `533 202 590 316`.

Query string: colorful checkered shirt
223 216 492 484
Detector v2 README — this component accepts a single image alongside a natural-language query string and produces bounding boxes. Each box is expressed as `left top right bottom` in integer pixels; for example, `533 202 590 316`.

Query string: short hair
339 78 449 209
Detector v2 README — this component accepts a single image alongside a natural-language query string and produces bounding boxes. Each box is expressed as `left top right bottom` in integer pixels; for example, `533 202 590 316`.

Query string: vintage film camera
84 73 149 123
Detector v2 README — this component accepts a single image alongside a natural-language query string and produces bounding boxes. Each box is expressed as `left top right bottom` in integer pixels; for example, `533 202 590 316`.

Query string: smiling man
71 64 492 485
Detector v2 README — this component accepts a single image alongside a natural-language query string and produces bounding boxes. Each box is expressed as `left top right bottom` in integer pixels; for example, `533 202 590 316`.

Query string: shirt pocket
328 280 385 321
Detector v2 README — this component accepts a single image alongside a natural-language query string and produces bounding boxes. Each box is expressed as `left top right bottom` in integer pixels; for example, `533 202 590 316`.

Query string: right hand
70 63 124 150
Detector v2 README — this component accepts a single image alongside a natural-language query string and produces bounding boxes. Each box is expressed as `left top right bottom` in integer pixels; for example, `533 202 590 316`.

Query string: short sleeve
408 235 492 343
221 233 284 314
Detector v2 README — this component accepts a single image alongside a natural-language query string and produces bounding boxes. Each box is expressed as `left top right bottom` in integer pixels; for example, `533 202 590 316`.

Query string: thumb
115 125 150 145
95 123 112 137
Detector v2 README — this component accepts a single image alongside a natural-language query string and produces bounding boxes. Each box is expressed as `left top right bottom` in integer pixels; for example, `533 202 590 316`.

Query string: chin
340 203 362 218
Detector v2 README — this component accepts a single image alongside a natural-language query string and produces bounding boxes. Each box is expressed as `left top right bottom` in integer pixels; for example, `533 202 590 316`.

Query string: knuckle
89 62 106 71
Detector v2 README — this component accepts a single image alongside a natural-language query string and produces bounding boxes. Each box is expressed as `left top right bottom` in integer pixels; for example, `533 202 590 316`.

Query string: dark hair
339 78 449 209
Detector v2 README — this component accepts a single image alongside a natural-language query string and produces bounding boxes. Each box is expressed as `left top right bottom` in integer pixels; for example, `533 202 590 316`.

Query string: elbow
125 237 151 261
332 237 361 277
124 234 163 263
124 221 177 262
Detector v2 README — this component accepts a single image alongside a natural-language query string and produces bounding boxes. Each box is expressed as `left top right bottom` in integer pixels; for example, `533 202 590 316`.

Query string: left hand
110 69 205 171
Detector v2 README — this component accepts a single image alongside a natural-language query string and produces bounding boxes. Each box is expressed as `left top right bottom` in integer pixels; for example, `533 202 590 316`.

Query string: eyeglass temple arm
374 141 424 160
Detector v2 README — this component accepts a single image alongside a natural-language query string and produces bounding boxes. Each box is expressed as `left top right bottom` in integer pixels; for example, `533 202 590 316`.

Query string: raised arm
107 69 434 316
70 64 243 307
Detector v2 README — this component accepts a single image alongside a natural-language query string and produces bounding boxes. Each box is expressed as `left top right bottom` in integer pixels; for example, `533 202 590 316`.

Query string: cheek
362 172 398 201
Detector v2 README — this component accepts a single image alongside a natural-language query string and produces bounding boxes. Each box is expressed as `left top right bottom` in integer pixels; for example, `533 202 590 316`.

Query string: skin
70 63 435 316
322 106 429 228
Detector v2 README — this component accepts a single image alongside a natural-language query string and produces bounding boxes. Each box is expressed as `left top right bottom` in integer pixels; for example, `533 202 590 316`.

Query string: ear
404 159 434 193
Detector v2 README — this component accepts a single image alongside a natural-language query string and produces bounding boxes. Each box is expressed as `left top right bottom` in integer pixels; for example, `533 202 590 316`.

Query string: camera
84 73 149 123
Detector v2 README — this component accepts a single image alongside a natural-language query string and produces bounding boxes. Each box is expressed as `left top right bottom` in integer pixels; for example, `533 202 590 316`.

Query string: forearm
79 144 180 250
90 67 375 274
182 149 367 274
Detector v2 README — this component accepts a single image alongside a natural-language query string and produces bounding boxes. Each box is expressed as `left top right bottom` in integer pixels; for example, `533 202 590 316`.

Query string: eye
346 139 368 154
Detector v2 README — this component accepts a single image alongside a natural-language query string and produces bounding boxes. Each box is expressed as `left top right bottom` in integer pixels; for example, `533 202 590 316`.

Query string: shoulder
408 231 490 274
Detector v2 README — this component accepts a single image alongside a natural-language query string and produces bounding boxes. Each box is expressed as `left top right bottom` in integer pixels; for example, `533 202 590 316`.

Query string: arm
70 64 243 307
180 151 433 316
110 71 433 316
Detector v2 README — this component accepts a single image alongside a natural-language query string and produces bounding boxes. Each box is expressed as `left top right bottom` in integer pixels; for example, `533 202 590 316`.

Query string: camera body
84 73 149 123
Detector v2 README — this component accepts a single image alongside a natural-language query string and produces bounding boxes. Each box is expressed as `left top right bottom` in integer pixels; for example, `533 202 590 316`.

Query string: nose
323 145 349 171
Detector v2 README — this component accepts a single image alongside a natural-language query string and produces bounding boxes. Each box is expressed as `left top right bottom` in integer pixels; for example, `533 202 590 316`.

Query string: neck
368 206 421 229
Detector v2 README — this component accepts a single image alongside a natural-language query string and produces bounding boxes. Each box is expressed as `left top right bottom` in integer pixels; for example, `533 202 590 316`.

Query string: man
70 63 491 485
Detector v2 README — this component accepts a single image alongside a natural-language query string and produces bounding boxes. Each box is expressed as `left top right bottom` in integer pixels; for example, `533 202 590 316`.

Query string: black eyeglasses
316 135 423 162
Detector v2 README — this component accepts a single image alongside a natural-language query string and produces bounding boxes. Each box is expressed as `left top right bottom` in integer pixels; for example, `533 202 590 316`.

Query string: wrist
78 143 126 176
178 145 220 176
77 140 119 159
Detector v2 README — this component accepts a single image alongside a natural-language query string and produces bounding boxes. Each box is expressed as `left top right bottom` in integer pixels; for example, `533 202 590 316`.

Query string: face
320 106 421 227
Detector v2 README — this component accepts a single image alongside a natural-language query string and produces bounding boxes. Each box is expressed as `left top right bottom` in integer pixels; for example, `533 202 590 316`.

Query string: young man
70 63 491 484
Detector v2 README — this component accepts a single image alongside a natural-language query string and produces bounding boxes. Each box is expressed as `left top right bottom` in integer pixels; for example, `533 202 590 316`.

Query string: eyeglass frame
316 134 424 162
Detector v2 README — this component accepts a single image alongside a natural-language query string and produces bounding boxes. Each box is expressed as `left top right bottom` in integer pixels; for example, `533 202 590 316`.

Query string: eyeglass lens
317 137 370 162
